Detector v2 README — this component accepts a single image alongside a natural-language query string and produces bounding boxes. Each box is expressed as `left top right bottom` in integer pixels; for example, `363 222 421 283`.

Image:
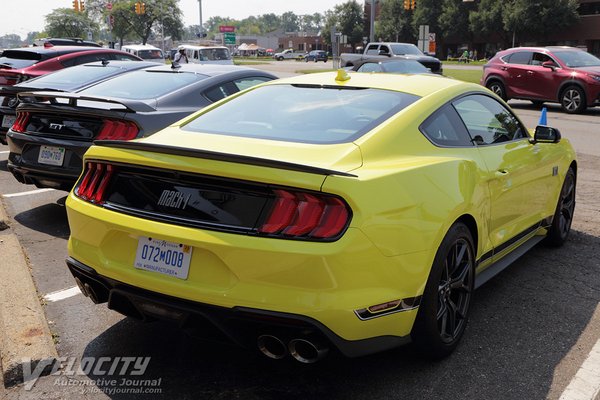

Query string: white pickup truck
340 42 443 74
273 49 306 61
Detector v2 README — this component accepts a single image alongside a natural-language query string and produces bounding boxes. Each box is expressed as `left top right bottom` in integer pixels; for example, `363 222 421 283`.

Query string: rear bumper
7 130 89 189
66 257 411 358
66 190 432 356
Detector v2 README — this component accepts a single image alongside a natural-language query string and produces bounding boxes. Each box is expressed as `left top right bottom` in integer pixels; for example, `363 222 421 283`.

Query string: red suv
481 46 600 113
0 46 141 87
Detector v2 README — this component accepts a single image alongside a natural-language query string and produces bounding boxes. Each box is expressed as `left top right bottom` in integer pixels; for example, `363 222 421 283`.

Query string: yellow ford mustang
65 70 577 363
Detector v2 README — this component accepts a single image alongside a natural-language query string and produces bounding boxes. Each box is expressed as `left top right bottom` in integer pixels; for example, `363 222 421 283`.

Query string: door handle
527 70 534 75
495 169 509 176
501 67 507 71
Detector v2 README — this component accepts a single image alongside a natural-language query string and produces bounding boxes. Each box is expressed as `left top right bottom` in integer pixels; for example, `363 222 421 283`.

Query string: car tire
486 80 507 101
545 167 576 247
560 86 586 114
411 222 475 359
277 56 283 61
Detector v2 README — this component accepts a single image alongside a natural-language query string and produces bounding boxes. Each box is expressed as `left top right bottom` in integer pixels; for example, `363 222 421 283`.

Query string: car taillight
96 120 139 140
259 189 351 240
12 112 30 133
75 162 116 204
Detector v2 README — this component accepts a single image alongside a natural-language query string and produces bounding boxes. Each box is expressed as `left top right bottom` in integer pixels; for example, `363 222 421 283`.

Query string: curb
0 198 58 387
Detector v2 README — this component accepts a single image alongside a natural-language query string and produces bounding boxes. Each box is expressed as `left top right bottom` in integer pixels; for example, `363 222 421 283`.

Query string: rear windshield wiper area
291 84 368 90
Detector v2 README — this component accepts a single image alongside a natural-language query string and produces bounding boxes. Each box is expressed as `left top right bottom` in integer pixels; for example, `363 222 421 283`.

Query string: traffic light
72 0 79 12
135 2 140 14
140 2 145 14
403 0 410 10
80 0 85 11
411 0 417 9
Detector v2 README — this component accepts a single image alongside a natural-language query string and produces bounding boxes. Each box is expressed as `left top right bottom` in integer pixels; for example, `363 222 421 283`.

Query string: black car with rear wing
6 64 277 190
0 60 155 145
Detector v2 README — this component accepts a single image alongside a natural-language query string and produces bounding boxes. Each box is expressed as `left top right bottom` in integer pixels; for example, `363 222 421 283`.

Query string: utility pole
198 0 203 36
369 0 375 43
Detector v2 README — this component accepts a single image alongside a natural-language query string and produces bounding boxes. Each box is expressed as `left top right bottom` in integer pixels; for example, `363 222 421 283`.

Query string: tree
281 11 299 32
44 8 98 39
321 1 364 50
377 0 414 42
412 0 442 37
468 0 507 44
438 0 470 39
503 0 579 44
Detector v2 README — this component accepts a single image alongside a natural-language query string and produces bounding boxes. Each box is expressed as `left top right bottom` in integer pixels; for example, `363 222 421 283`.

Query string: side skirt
474 234 545 289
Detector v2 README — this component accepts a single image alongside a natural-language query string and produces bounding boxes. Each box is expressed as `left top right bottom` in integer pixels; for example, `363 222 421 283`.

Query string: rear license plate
134 237 193 280
38 145 65 166
1 115 16 128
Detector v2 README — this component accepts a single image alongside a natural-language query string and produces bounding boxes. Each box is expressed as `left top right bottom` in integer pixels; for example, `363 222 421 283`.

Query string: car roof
5 46 108 55
142 63 271 76
503 46 583 53
121 44 161 50
265 70 468 98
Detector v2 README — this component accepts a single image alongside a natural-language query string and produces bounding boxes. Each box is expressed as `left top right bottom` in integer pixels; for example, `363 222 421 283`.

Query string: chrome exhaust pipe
257 335 287 360
288 338 329 364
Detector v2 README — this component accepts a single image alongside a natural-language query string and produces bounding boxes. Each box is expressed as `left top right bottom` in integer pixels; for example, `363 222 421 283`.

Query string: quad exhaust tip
257 335 287 360
288 338 329 364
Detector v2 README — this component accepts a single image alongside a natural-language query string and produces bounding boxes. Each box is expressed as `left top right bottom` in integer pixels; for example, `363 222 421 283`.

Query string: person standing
174 46 188 63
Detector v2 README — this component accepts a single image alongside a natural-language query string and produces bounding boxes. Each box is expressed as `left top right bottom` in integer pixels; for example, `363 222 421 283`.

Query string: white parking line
0 151 9 154
2 188 55 198
559 339 600 400
43 286 81 302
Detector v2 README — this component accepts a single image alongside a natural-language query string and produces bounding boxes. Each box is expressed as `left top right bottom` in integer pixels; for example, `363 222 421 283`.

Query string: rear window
80 70 207 99
182 84 419 144
0 51 43 69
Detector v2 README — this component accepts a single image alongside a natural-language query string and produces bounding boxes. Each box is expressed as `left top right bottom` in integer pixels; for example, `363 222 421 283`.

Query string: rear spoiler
94 140 358 178
16 90 156 113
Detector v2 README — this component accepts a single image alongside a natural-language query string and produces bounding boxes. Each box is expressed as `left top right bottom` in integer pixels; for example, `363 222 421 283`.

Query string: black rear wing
16 90 155 113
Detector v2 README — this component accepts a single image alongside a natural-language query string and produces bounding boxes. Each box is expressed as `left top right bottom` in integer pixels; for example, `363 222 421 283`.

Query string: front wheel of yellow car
411 223 475 359
545 167 576 247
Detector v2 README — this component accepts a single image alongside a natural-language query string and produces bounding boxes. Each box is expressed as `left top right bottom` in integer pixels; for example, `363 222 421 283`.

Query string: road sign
224 32 236 45
219 26 235 33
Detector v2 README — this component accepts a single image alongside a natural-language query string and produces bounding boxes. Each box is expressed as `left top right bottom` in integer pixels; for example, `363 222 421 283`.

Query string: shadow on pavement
76 229 600 400
13 197 69 239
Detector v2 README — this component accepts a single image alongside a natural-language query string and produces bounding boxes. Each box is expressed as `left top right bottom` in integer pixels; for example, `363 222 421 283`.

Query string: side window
111 53 140 61
365 44 379 55
505 51 532 65
203 82 237 102
531 52 556 66
420 104 473 147
379 45 390 55
357 63 382 73
233 77 272 91
453 95 527 146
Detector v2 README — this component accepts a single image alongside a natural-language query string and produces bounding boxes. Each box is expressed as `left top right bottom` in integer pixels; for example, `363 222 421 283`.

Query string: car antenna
171 62 181 70
101 59 109 66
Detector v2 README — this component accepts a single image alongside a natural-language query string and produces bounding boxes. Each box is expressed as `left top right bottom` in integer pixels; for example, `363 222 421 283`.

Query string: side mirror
541 61 556 71
533 125 561 143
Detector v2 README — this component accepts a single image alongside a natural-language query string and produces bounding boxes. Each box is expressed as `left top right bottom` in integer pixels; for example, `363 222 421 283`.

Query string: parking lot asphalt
1 64 599 399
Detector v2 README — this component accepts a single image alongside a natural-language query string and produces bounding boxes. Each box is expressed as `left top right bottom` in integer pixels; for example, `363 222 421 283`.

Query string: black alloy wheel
412 223 475 358
545 167 576 246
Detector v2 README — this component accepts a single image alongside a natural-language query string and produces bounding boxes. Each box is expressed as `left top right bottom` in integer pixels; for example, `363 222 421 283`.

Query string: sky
0 0 345 38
